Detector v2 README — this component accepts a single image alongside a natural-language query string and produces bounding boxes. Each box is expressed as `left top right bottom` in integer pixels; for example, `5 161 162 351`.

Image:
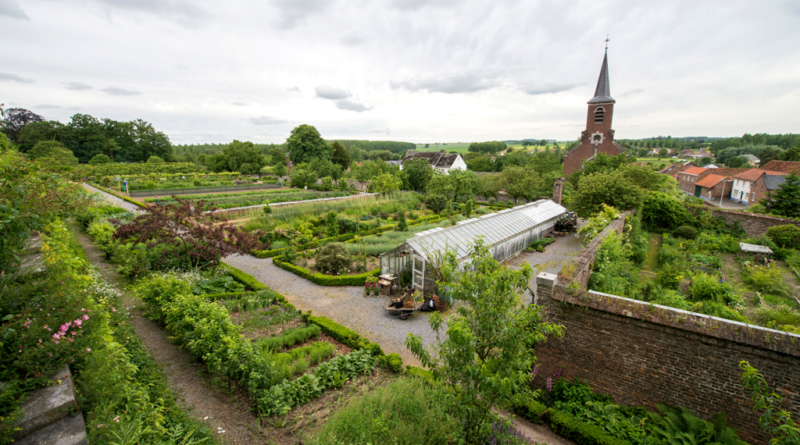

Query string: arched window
594 107 605 124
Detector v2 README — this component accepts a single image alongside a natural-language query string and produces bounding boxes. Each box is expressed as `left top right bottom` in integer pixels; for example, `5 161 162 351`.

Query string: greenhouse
379 199 567 293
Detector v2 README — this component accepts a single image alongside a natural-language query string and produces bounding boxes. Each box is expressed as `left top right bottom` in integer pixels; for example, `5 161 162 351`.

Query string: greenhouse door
413 255 425 291
694 185 702 198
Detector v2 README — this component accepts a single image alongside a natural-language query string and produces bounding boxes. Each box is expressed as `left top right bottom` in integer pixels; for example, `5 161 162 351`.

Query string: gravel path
81 183 142 212
223 254 440 368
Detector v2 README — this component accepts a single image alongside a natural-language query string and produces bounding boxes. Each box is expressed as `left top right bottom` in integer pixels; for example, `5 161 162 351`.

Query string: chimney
552 177 564 205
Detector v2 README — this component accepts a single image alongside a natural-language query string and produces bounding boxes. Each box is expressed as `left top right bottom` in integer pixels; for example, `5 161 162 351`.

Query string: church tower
563 48 625 175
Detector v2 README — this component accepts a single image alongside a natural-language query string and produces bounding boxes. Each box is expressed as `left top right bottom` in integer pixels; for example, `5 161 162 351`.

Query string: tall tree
404 158 434 191
331 141 350 170
0 108 45 143
406 237 563 443
768 173 800 218
286 124 330 164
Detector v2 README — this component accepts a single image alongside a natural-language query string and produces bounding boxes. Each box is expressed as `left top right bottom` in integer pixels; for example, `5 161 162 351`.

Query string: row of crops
148 190 352 210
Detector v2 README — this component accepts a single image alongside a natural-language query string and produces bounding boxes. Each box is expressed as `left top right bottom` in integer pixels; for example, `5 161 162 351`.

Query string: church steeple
588 49 614 104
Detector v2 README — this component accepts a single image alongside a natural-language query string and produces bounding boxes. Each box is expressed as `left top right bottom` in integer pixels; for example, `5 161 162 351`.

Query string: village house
750 174 788 207
730 169 787 205
677 166 707 195
741 154 760 167
400 150 467 174
694 174 734 200
760 160 800 174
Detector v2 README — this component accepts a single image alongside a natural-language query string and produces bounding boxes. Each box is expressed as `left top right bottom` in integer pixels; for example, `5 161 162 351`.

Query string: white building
400 150 467 174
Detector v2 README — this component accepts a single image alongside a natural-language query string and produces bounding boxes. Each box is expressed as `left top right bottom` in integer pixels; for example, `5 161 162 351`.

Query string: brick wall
533 216 800 444
692 205 800 237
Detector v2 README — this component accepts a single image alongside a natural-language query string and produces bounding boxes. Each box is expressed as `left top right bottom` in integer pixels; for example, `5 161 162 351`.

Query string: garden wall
533 219 800 445
694 205 800 237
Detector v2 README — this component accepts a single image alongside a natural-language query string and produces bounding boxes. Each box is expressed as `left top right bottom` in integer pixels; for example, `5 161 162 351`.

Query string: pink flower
53 333 60 339
86 348 91 353
81 309 85 312
82 314 89 320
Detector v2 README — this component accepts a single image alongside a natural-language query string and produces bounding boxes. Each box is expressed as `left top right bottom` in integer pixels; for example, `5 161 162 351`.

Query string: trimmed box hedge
221 263 267 291
98 187 148 209
273 255 380 286
511 398 629 445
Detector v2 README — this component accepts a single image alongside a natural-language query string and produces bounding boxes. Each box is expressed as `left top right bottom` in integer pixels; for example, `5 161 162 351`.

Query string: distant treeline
329 140 415 154
468 141 508 154
172 143 281 162
2 109 172 164
709 133 800 153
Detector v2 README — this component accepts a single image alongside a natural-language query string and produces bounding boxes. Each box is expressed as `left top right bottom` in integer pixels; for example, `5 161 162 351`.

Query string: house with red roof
730 169 787 205
676 166 707 196
694 174 734 200
760 160 800 174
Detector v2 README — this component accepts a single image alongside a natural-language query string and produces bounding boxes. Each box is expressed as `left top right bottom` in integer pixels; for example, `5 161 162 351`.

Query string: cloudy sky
2 0 799 145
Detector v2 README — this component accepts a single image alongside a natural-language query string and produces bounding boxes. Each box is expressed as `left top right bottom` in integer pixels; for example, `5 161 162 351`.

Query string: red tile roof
761 160 800 174
696 174 728 188
733 169 786 182
682 166 707 176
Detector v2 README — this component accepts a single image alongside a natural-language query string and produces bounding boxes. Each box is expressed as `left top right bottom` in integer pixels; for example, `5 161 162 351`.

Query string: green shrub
221 264 267 291
379 353 403 373
648 404 747 445
755 304 800 328
306 315 369 349
315 243 352 274
192 275 246 295
656 263 684 290
673 225 699 239
744 265 790 297
273 255 379 286
511 397 549 424
689 273 737 304
689 301 748 323
767 224 800 249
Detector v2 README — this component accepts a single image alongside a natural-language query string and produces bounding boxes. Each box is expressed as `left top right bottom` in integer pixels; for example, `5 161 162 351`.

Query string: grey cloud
101 86 142 96
391 72 500 94
273 0 328 29
249 116 287 125
315 86 351 100
64 81 93 91
0 0 29 20
521 83 580 95
231 102 247 106
335 99 370 112
35 104 62 109
0 72 34 83
341 31 369 46
286 86 300 92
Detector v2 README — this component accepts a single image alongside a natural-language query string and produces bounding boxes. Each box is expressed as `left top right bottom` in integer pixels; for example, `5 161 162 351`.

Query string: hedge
405 366 435 384
511 398 629 445
220 263 267 291
272 255 380 286
96 187 148 209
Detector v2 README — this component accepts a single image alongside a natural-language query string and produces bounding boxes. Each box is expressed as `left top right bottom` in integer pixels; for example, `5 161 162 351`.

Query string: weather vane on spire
605 34 610 50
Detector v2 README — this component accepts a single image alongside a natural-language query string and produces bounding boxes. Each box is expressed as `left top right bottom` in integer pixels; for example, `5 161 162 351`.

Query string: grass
257 324 322 352
643 233 662 272
309 376 459 445
144 188 298 202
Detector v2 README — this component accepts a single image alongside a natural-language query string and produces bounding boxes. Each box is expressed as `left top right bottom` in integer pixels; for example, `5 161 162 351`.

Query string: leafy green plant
648 404 747 445
689 273 737 304
256 324 321 352
192 276 246 295
315 243 352 274
673 226 699 240
740 360 800 445
766 225 800 249
578 204 620 242
744 265 790 297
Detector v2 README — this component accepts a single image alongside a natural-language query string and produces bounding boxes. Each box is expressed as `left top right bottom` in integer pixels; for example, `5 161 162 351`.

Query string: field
415 142 568 154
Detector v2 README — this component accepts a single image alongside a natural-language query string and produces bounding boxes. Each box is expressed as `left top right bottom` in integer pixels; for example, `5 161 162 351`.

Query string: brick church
563 49 625 175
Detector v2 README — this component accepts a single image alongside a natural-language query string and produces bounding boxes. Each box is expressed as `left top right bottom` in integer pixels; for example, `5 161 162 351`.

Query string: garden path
506 229 587 301
222 254 438 368
72 226 272 444
81 183 142 212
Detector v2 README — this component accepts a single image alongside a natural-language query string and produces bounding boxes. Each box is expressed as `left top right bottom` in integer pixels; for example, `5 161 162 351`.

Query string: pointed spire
588 49 614 104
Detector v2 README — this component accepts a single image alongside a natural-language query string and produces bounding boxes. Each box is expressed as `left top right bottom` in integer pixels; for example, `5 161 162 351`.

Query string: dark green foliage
767 173 800 218
192 275 246 295
766 224 800 249
673 226 699 240
404 158 434 191
287 124 331 165
221 264 267 291
331 141 350 169
424 193 449 214
88 153 111 165
397 211 408 231
315 243 352 274
641 192 693 231
305 315 374 350
572 169 644 217
548 410 630 445
468 141 507 154
648 404 747 445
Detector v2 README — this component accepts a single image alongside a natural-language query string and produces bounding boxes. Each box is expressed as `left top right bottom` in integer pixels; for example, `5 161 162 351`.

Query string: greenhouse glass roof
405 199 567 261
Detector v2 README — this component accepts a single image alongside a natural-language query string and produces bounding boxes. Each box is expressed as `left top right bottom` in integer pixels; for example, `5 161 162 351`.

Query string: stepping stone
13 365 79 439
15 412 88 445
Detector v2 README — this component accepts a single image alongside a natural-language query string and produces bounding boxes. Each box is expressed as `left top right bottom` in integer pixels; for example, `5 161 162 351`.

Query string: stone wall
533 217 800 445
694 205 800 237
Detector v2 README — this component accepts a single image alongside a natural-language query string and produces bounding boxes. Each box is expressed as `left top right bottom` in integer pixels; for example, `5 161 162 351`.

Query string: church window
594 107 605 123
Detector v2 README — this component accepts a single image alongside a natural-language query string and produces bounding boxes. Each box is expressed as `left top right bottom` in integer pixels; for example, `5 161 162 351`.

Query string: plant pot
434 299 447 312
